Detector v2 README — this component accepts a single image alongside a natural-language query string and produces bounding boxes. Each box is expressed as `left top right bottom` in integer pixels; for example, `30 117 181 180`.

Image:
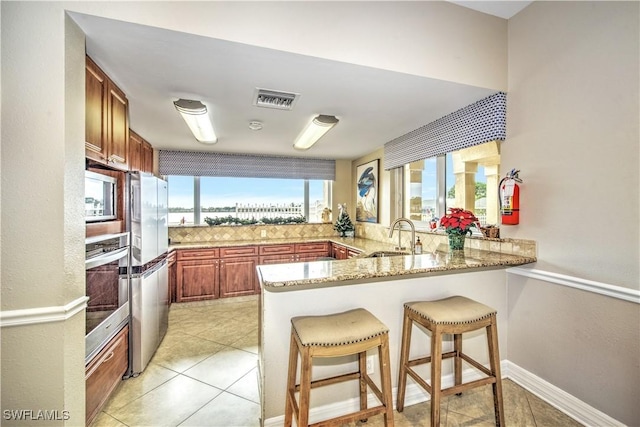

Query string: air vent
253 88 299 110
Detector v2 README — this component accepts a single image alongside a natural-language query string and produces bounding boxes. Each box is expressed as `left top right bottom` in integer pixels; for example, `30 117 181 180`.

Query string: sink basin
366 250 410 258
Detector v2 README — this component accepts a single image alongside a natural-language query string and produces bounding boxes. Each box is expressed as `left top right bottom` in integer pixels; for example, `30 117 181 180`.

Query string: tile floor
91 295 583 427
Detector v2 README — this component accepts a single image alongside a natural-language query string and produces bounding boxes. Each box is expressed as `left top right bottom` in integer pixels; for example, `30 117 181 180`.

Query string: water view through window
168 176 330 225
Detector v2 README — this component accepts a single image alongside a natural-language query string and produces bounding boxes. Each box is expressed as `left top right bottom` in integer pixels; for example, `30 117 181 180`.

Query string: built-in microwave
85 170 117 222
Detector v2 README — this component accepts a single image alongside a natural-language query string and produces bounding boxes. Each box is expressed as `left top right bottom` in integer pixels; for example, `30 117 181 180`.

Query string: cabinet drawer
259 254 296 264
220 246 259 258
86 325 128 425
347 249 362 258
259 244 295 255
177 248 219 260
295 242 329 253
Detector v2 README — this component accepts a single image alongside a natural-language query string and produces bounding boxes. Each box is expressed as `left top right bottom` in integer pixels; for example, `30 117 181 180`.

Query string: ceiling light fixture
173 99 217 144
293 115 339 150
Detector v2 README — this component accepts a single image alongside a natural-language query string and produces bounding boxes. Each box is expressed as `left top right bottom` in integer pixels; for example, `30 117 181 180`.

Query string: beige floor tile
103 362 179 412
183 347 258 390
227 367 260 403
526 390 584 427
191 316 258 346
108 375 222 426
179 391 260 427
502 379 536 426
89 411 128 427
151 332 226 373
229 327 259 354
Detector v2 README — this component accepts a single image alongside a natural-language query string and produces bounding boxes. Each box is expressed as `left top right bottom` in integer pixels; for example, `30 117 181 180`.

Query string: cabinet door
106 81 129 170
142 140 153 173
86 325 128 425
85 57 108 162
129 130 143 172
219 257 258 298
332 243 348 260
167 252 177 304
176 259 219 302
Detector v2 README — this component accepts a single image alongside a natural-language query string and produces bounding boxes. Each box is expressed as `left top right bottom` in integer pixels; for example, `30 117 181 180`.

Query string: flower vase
448 233 466 251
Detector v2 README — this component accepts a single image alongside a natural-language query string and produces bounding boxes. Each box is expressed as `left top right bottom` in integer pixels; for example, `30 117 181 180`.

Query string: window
167 176 332 226
403 141 500 228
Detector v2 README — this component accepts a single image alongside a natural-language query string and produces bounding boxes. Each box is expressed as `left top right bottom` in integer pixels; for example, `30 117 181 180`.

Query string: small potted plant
334 203 355 237
439 208 479 251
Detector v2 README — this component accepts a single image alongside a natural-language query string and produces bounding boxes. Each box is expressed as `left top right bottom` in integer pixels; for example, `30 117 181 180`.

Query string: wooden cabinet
176 249 219 302
85 56 129 170
219 246 259 298
331 243 348 260
86 325 128 426
259 244 296 265
167 251 177 304
129 129 154 173
331 243 361 260
295 242 330 261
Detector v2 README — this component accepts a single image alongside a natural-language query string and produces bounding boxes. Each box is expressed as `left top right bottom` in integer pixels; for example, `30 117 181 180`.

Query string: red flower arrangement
440 208 479 236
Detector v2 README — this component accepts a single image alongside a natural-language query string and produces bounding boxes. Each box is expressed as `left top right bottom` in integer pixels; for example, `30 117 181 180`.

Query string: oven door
85 246 130 362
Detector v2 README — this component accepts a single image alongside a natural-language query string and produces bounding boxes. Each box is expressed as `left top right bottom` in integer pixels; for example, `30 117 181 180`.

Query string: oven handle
85 247 129 270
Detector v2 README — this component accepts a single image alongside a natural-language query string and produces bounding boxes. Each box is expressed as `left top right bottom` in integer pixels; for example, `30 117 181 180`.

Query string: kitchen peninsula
257 241 536 426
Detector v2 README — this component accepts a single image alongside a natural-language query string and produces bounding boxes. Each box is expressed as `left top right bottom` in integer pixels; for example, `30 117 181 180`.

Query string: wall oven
85 233 130 363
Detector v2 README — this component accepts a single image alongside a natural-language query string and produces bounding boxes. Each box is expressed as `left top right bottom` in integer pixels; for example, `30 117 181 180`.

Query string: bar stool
396 296 504 426
284 308 394 427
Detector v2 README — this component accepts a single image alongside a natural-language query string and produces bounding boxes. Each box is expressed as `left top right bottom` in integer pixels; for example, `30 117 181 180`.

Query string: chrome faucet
389 217 416 253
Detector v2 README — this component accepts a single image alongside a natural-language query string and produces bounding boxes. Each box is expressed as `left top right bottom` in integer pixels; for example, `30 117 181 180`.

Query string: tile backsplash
169 222 536 258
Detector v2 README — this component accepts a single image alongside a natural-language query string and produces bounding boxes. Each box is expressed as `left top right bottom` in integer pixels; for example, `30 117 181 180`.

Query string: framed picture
356 159 379 223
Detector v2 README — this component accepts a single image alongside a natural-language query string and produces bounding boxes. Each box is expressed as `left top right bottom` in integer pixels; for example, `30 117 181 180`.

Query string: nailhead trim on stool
284 308 395 427
396 295 505 426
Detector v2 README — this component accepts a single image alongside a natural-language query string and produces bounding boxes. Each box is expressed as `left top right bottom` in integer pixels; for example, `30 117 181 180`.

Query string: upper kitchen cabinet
129 129 154 173
85 56 129 171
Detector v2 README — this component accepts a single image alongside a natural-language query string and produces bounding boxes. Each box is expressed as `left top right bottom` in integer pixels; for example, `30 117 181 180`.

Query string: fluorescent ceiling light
293 115 339 150
173 99 217 144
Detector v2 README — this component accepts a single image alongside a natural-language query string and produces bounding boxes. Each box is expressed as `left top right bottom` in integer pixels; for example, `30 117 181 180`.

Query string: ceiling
70 2 530 161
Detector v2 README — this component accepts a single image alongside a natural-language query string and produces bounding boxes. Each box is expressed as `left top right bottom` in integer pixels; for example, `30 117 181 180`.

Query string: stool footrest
407 350 457 367
294 372 361 391
441 377 497 397
459 353 492 377
310 405 388 427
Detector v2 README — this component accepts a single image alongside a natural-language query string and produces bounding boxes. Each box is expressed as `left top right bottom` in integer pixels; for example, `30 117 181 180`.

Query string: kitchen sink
366 250 410 258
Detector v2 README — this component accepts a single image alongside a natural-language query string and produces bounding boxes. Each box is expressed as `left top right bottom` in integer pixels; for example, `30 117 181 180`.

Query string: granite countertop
257 247 536 291
169 236 536 291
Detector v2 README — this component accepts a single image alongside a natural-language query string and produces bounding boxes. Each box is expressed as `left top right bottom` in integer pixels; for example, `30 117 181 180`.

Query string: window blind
159 150 336 181
384 92 506 170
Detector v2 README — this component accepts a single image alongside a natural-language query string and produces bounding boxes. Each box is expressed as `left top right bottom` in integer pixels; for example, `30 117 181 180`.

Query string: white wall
504 2 640 424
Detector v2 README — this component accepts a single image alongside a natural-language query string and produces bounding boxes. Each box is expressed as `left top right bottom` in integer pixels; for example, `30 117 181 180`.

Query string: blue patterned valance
159 150 336 181
384 92 506 170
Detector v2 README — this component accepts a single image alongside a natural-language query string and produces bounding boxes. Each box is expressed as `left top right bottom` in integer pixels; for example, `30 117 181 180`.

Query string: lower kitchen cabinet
176 248 220 302
176 259 219 302
295 242 330 261
331 243 361 259
219 257 258 297
219 246 259 298
85 325 128 426
167 251 177 304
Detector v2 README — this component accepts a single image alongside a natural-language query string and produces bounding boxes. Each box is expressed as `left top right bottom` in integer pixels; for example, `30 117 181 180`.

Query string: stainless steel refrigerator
127 172 169 375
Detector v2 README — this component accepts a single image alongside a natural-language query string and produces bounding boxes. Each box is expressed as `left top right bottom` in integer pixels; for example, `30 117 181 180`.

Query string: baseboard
504 361 625 427
263 361 624 427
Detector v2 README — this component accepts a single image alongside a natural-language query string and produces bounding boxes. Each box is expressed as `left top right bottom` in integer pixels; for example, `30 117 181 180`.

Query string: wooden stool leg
379 334 395 427
358 351 368 421
454 333 462 395
298 346 312 427
396 308 413 412
487 319 505 426
284 331 298 427
430 326 443 427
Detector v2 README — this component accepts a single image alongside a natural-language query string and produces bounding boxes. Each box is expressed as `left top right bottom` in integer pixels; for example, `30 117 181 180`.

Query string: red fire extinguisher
499 169 522 225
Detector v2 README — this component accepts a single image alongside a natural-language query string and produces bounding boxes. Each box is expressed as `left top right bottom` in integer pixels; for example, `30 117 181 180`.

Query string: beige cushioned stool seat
285 308 394 426
292 308 389 347
405 296 496 325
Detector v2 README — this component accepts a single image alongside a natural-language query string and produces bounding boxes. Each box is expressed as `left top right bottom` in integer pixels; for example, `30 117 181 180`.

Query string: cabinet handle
101 351 115 364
